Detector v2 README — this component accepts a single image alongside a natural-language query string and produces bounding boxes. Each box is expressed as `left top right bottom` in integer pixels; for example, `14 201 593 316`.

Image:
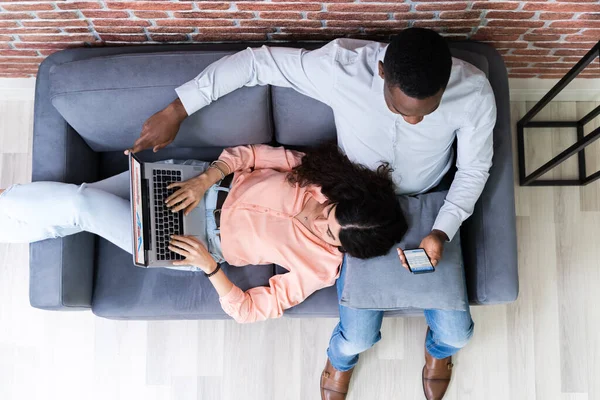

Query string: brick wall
0 0 599 79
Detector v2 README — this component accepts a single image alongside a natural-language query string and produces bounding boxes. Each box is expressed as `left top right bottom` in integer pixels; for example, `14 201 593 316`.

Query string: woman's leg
0 180 132 252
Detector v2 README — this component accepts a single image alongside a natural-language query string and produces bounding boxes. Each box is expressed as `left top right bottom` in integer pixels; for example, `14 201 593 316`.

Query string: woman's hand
169 235 217 273
165 174 211 215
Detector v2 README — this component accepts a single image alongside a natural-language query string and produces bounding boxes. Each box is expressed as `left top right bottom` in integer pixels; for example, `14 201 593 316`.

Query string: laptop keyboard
152 169 184 261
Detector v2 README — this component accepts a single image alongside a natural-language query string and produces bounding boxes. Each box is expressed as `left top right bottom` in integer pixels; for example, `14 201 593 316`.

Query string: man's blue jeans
327 257 474 371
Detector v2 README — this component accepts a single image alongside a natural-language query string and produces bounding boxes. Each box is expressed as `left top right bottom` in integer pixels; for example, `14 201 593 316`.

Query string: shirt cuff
432 210 462 242
174 80 209 116
219 285 245 307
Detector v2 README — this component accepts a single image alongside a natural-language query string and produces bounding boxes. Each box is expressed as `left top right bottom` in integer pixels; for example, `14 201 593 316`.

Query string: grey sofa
30 41 518 319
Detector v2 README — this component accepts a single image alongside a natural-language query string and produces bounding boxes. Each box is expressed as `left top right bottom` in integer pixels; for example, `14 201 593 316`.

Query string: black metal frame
517 41 600 186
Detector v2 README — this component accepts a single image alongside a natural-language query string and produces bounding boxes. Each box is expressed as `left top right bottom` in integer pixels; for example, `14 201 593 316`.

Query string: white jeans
0 171 225 269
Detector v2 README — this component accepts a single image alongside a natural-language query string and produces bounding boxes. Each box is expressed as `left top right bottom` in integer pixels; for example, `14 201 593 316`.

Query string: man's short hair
383 28 452 99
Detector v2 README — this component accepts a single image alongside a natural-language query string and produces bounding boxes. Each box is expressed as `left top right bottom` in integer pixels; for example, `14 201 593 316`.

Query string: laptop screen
130 155 145 265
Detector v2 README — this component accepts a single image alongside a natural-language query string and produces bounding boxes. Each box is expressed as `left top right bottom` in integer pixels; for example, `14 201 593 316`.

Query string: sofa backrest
48 44 491 153
49 51 273 152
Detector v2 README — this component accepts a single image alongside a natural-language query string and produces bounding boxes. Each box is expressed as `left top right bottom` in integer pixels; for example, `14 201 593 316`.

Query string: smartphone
404 249 435 274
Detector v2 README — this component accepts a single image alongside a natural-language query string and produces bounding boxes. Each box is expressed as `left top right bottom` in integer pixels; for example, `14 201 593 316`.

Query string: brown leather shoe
422 330 453 400
320 358 354 400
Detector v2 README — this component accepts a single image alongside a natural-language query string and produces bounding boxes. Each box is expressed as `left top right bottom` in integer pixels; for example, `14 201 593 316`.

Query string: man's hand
397 229 448 271
124 98 188 155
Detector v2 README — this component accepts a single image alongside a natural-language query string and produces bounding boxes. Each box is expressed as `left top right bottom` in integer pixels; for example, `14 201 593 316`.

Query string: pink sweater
217 145 343 323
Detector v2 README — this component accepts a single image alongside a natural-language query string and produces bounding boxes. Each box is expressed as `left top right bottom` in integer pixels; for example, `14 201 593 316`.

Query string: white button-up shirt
176 39 496 241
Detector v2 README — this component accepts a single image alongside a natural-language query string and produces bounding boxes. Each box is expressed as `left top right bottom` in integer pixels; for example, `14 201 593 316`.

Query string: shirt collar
370 44 388 93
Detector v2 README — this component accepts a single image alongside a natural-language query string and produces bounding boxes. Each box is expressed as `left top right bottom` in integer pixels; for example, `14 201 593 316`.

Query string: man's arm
176 45 337 116
126 44 338 155
433 78 497 242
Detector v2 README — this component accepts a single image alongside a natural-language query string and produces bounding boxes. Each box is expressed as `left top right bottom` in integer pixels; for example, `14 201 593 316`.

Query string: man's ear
378 61 385 79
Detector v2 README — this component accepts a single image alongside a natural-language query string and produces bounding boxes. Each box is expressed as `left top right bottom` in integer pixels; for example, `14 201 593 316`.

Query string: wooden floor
1 81 599 400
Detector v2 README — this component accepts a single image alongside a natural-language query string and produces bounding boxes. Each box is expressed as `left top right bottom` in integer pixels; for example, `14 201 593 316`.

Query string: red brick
308 12 389 21
0 73 37 78
446 27 473 33
472 2 519 10
271 32 354 40
332 20 408 29
531 62 579 69
39 49 63 56
195 2 230 11
99 34 148 42
281 27 359 34
534 42 597 49
414 19 480 27
550 20 600 28
0 43 10 49
0 50 38 56
509 74 537 79
530 28 580 35
83 11 130 18
393 13 435 20
259 11 303 20
13 42 77 49
0 56 43 62
150 34 190 42
485 11 535 19
106 1 193 11
0 27 62 34
523 3 600 12
65 27 92 33
512 49 552 56
491 41 528 49
0 34 13 41
0 12 34 20
191 33 267 41
2 3 54 11
510 68 579 74
133 11 169 19
554 49 589 56
241 19 322 28
539 12 576 21
147 27 195 34
36 11 80 19
95 26 146 34
475 27 529 35
560 57 587 63
487 20 545 28
565 34 600 42
91 19 151 26
578 14 600 20
416 3 468 11
237 2 321 11
58 2 102 10
327 3 410 12
197 27 274 34
0 21 18 28
472 33 522 41
537 74 576 79
173 11 254 19
522 34 562 42
505 62 530 68
504 55 561 63
22 20 88 27
156 19 234 27
439 11 482 19
16 34 97 42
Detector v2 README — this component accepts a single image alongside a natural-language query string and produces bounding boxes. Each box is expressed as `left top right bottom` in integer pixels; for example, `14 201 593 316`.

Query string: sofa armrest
457 42 519 305
29 56 99 311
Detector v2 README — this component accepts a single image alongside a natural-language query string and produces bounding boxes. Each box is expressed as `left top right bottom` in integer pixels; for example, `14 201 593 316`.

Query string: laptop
129 153 208 268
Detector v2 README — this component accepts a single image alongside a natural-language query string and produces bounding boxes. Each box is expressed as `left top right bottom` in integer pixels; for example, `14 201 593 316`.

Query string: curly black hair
287 144 408 259
383 28 452 99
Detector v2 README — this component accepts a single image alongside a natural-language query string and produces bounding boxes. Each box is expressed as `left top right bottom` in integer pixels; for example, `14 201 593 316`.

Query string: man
126 28 496 400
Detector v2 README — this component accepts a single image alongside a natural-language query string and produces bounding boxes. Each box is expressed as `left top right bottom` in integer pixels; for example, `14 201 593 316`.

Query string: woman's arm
217 144 305 175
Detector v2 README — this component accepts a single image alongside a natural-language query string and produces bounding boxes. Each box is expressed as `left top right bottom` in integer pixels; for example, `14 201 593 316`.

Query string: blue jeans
327 257 474 371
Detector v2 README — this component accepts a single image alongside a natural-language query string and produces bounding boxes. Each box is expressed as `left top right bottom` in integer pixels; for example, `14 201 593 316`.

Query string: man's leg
421 307 474 400
321 258 385 400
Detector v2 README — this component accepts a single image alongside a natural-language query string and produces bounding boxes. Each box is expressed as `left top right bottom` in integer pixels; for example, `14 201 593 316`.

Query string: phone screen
404 249 435 274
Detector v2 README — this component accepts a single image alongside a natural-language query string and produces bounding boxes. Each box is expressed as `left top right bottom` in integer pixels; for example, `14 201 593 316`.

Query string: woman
0 144 407 323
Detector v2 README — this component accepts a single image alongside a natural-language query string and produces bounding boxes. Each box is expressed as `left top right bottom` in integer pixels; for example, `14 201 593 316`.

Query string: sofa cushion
92 239 275 320
49 51 273 152
340 191 468 311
